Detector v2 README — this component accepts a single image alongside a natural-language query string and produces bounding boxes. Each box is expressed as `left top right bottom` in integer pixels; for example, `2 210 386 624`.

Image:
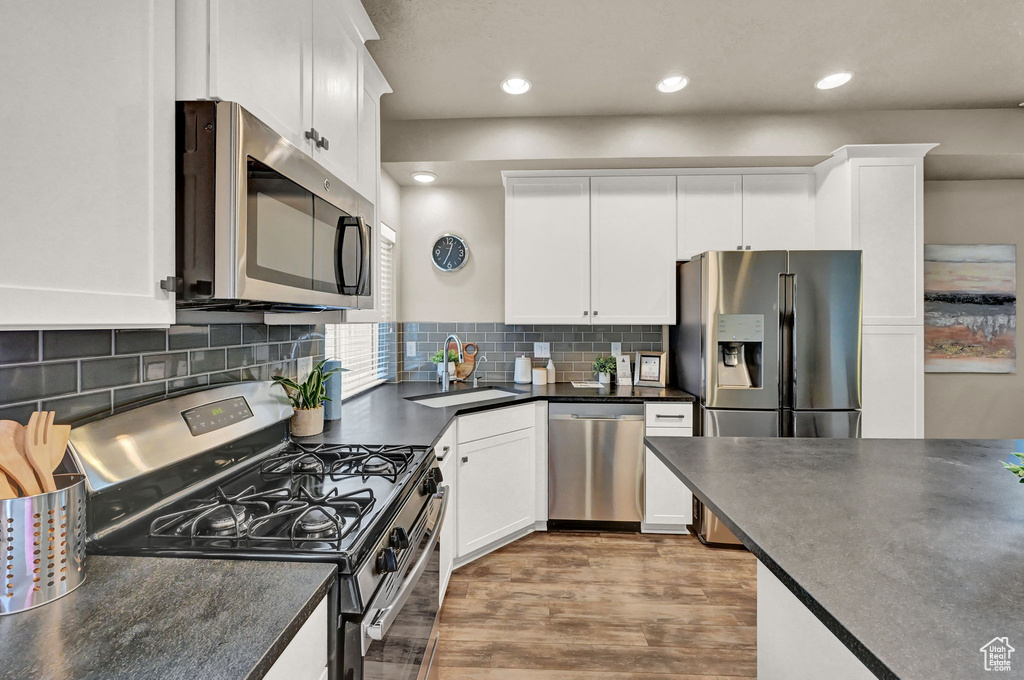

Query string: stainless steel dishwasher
548 403 645 529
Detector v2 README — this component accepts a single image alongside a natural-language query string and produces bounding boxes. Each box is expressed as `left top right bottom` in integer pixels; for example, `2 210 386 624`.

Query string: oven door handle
366 485 450 642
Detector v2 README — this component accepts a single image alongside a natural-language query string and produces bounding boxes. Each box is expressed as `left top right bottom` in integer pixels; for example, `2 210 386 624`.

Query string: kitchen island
643 436 1024 680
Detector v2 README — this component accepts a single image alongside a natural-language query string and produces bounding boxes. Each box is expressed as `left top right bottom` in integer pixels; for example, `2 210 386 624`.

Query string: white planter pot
598 372 611 384
436 362 457 381
291 406 325 437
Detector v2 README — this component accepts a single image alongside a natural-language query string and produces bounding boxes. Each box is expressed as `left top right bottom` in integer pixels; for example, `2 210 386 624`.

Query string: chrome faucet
440 334 464 393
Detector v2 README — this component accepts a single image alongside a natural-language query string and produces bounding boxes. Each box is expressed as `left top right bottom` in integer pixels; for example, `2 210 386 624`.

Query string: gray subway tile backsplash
0 331 39 365
0 323 325 427
0 362 78 403
80 356 140 391
115 329 167 355
42 330 112 360
398 321 664 383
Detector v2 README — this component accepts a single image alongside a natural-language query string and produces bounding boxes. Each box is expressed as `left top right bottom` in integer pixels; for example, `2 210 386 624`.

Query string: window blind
325 224 396 400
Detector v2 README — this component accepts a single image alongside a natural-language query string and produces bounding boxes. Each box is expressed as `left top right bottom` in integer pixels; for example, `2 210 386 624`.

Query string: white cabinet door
311 0 360 186
590 176 677 324
677 175 743 259
643 446 693 532
436 425 457 606
457 428 536 557
742 174 814 251
182 0 314 152
505 178 591 324
851 158 924 325
0 1 175 328
862 326 924 438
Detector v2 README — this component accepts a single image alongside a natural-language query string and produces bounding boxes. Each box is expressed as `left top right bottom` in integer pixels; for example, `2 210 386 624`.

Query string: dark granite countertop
0 556 336 680
643 436 1024 680
301 381 695 447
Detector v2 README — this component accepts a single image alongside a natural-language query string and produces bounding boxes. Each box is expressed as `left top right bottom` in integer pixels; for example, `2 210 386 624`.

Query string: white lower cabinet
436 424 457 606
643 403 694 534
263 594 329 680
456 427 537 557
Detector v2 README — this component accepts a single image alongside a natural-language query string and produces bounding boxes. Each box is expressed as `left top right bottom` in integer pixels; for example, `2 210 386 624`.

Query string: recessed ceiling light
500 77 531 95
815 72 854 90
411 171 437 184
656 75 689 93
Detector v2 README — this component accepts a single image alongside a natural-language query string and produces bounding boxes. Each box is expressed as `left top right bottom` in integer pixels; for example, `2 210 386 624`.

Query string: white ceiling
361 0 1024 121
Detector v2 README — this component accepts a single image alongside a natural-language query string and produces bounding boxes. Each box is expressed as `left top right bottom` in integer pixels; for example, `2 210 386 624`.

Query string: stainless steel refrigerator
670 250 863 437
669 250 862 547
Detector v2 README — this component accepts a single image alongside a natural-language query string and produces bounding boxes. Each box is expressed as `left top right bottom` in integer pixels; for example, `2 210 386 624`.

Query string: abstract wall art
924 244 1016 373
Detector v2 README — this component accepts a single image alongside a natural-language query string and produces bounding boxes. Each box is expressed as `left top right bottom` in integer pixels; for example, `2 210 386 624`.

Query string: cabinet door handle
317 136 330 150
583 311 588 316
461 456 468 463
305 128 321 144
736 245 742 250
593 311 599 316
745 245 751 250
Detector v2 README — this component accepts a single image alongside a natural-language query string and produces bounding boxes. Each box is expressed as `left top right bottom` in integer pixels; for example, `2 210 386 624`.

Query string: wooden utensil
455 343 479 380
24 412 57 493
48 423 72 472
0 471 18 500
0 421 41 496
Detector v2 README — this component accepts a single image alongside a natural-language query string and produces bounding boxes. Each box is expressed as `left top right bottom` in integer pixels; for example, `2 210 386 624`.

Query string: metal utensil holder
1 474 87 615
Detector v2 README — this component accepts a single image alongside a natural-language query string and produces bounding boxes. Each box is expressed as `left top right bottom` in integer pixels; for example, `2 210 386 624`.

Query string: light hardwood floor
437 531 757 679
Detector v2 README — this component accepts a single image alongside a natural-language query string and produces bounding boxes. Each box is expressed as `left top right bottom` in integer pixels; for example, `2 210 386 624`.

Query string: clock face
431 234 468 272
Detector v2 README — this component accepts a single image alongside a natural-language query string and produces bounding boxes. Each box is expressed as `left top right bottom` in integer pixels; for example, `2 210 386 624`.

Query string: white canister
532 367 547 385
514 355 533 384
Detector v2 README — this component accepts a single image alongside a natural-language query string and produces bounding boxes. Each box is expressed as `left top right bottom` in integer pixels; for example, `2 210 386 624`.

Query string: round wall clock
431 234 469 272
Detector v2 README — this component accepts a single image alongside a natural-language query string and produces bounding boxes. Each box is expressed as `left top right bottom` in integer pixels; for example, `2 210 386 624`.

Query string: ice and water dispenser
715 314 763 388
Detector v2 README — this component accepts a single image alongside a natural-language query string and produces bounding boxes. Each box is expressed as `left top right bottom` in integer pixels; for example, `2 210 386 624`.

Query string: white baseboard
641 522 691 535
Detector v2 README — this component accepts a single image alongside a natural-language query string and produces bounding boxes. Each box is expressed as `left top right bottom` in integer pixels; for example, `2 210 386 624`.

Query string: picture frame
615 354 632 385
633 351 667 387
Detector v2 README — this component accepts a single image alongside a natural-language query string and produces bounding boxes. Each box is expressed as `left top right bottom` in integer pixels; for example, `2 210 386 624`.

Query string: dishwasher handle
550 414 645 421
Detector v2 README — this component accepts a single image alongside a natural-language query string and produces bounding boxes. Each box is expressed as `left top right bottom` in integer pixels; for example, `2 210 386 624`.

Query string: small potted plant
593 356 617 384
431 349 460 382
272 360 344 437
1002 453 1024 482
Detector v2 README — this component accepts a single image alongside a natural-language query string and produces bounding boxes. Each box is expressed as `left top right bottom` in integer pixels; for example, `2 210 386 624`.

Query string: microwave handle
356 215 371 295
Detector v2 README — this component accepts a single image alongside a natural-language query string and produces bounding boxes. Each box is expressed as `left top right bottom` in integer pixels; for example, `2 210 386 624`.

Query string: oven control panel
180 396 254 436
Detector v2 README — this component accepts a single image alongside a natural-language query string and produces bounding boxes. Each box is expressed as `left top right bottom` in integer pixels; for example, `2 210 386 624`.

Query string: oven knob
422 477 439 495
431 467 444 484
389 527 410 550
376 547 398 574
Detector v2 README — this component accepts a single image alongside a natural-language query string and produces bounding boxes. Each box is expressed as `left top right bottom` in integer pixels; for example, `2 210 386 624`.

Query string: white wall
398 185 505 321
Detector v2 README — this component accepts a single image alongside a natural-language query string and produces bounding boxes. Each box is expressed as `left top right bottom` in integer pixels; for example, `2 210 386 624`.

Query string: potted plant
1002 453 1024 482
272 360 344 437
431 349 460 382
593 356 617 384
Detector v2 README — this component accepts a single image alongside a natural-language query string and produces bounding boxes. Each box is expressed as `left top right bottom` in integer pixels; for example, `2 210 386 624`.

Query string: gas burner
199 504 250 536
295 510 338 539
360 458 395 476
259 443 425 484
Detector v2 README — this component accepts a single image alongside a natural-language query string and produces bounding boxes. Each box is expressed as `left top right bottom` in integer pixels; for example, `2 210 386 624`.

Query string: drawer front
458 404 535 444
645 427 692 438
645 403 693 429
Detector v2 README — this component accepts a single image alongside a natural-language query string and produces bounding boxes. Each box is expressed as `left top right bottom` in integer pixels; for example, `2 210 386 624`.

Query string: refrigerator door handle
779 273 796 411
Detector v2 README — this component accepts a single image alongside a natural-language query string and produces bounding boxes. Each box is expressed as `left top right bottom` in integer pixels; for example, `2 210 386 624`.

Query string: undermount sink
405 386 525 409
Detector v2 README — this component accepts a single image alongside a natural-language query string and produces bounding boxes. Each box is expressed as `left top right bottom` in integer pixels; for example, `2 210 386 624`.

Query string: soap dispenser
546 358 556 384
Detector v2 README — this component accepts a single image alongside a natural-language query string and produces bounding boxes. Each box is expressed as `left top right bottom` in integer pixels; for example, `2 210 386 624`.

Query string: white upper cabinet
677 175 743 260
741 174 814 251
0 1 176 328
591 176 677 324
310 0 359 185
177 0 387 198
177 0 313 151
814 145 935 326
505 177 592 324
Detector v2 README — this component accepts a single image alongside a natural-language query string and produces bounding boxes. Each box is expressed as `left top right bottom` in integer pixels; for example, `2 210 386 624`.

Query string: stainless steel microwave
175 101 373 311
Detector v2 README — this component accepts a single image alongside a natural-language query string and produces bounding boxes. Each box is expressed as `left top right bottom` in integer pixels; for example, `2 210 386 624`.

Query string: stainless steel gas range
67 382 447 680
